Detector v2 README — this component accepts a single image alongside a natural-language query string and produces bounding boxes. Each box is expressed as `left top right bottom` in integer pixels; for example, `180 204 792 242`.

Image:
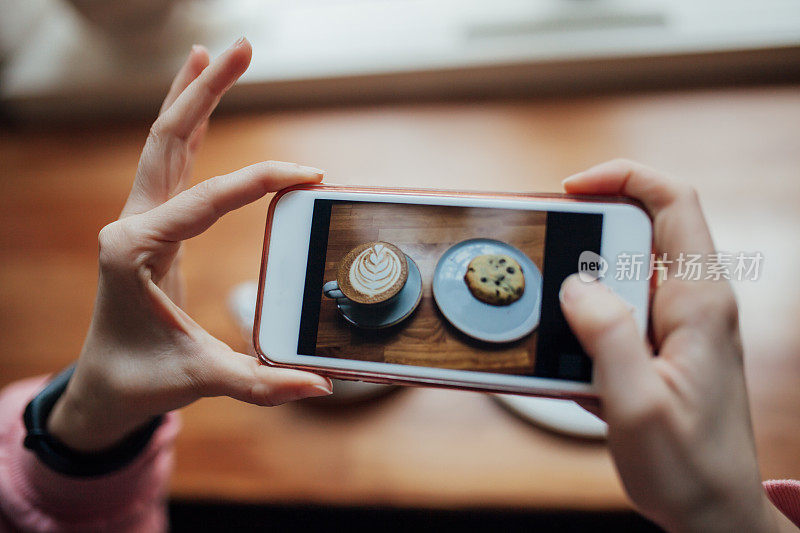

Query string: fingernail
191 44 202 54
311 383 333 396
559 273 590 304
562 173 582 185
229 36 246 50
269 383 332 406
300 165 325 177
295 384 333 401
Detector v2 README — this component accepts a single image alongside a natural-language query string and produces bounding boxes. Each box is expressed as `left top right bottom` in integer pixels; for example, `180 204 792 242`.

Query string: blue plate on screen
432 239 542 343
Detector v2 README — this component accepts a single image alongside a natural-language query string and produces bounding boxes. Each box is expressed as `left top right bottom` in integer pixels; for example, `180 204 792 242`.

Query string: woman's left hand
46 38 333 453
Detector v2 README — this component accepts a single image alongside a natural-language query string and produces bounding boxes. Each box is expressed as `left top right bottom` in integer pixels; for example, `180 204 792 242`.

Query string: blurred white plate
494 395 607 440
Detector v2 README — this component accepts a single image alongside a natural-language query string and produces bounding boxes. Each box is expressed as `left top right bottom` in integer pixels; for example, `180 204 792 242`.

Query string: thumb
203 350 333 406
559 274 661 416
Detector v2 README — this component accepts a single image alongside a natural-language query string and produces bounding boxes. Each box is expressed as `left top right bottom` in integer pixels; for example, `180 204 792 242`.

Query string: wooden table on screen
1 85 799 510
317 203 545 373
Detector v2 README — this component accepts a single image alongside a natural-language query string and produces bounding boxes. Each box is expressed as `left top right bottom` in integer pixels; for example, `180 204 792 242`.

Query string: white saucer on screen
227 281 394 403
494 395 607 440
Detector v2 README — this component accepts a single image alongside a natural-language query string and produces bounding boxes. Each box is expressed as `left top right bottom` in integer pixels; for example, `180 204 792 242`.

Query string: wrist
669 492 781 533
46 369 145 453
25 364 165 476
765 496 800 533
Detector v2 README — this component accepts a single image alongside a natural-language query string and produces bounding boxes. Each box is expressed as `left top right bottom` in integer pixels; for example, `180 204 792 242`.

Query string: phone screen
296 199 602 382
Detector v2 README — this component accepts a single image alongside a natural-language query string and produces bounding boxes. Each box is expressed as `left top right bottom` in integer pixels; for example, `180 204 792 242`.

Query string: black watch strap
23 364 163 477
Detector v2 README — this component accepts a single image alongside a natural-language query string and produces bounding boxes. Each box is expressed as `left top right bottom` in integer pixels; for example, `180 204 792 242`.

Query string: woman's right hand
559 160 796 532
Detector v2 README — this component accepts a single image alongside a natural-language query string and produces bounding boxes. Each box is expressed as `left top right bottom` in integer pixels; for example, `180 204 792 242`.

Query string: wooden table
1 85 799 510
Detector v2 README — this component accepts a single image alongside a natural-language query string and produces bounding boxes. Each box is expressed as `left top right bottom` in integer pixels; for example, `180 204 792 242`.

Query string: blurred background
3 0 800 116
1 1 799 531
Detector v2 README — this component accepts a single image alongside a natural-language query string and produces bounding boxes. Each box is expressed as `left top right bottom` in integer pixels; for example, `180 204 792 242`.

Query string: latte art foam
348 243 402 297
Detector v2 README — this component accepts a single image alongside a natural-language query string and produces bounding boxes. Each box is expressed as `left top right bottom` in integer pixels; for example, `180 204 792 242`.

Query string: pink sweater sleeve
764 480 800 528
0 376 180 533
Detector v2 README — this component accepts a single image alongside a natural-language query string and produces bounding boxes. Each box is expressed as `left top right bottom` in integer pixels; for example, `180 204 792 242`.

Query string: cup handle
323 280 345 300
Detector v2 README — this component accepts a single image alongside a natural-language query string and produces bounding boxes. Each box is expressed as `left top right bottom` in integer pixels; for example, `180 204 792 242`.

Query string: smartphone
254 184 651 399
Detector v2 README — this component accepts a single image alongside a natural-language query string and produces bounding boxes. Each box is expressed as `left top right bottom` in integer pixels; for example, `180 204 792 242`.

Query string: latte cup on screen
323 241 409 307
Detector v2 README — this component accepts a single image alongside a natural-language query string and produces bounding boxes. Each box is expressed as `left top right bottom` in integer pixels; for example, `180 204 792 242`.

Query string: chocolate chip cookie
464 254 525 305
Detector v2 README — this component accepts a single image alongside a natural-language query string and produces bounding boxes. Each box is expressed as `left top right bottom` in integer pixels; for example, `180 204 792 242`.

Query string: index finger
562 159 716 258
138 161 324 244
